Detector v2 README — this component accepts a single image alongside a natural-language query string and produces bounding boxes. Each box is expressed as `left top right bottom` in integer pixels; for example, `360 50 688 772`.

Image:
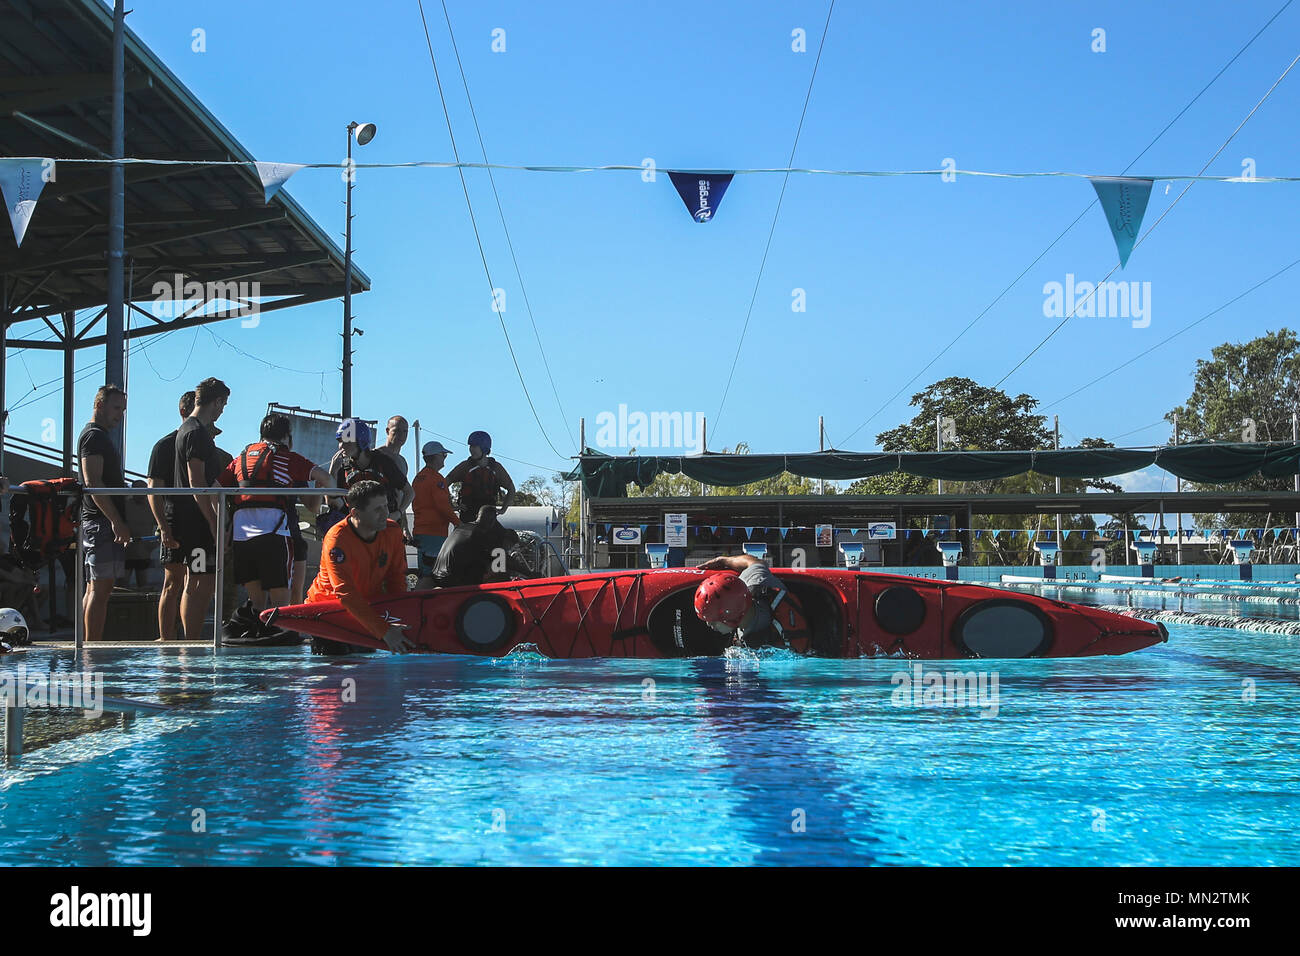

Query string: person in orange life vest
694 553 810 652
412 440 460 588
328 418 410 536
446 430 515 525
216 413 331 611
308 480 414 653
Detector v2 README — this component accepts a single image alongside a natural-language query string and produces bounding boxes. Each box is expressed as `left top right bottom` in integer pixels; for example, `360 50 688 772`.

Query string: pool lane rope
1000 581 1300 606
1095 605 1300 636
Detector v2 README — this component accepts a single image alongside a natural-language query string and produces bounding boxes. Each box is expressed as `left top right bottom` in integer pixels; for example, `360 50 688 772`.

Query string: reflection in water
693 657 878 864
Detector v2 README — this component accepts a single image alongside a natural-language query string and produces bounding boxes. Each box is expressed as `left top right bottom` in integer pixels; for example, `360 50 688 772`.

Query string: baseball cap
422 440 450 456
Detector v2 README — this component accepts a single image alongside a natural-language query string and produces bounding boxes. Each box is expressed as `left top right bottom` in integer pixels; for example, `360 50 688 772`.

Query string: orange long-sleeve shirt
307 518 408 639
411 466 460 536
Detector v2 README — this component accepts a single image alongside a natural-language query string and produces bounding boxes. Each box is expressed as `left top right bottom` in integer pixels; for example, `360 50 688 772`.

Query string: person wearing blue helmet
446 430 515 525
325 417 411 537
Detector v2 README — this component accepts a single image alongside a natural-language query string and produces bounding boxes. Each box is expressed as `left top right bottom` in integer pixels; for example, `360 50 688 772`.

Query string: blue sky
8 0 1300 491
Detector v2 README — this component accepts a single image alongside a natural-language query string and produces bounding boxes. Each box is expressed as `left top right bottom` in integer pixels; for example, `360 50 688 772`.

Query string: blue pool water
2 618 1298 866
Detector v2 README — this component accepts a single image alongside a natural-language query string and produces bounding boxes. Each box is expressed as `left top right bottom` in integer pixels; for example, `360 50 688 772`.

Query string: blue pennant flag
974 529 983 540
1062 529 1071 541
1238 528 1249 539
1027 530 1037 542
667 170 734 223
1090 176 1153 267
710 525 719 534
603 524 611 534
0 157 51 247
744 527 754 539
780 528 790 540
639 525 648 535
1132 530 1142 540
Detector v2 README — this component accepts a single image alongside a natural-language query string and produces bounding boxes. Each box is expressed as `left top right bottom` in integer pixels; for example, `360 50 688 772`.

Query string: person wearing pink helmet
694 553 808 650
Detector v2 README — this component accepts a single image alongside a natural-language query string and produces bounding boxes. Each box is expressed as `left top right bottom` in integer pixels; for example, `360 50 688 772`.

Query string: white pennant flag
254 161 305 203
0 158 52 247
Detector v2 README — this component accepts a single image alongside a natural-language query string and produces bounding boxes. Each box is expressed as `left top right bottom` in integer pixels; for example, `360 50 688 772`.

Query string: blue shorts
415 534 447 571
82 515 126 581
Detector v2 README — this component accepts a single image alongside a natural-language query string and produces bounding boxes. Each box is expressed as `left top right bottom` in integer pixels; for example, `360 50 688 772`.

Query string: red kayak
269 568 1167 659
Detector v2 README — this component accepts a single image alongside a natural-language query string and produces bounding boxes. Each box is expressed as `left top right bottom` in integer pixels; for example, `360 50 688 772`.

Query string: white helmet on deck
0 608 30 647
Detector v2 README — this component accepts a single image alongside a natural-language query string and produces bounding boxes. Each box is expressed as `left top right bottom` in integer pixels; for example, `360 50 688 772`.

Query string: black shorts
233 533 294 590
173 506 216 575
159 513 184 566
291 527 307 562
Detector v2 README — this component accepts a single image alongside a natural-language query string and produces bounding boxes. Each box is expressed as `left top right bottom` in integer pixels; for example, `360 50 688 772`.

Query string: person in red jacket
307 480 413 653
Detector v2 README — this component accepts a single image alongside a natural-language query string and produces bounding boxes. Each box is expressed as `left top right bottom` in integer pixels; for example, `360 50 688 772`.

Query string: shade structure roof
569 444 1300 497
0 0 368 347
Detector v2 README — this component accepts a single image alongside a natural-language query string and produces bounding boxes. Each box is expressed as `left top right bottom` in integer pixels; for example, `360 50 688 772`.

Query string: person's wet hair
194 377 230 406
260 413 292 443
346 480 386 511
93 384 126 408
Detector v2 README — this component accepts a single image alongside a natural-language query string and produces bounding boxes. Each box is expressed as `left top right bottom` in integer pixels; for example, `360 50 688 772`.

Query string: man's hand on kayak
381 625 414 654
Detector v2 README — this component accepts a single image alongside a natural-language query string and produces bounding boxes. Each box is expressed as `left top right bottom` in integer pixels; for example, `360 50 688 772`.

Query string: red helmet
694 572 752 625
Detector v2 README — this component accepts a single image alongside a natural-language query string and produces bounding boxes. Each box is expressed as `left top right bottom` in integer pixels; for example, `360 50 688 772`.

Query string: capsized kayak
268 568 1167 659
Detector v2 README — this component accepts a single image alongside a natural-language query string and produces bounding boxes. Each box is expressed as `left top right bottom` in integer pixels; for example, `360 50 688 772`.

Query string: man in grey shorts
78 385 131 641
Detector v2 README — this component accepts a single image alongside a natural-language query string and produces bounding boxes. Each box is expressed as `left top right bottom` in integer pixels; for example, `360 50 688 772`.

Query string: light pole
342 120 376 417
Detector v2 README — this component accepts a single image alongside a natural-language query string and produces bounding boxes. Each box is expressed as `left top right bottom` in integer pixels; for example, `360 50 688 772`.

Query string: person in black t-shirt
174 377 229 641
146 390 194 641
78 384 129 642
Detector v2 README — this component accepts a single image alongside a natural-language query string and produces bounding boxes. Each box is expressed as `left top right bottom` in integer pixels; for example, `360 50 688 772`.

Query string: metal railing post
2 704 23 756
74 522 84 649
213 493 227 649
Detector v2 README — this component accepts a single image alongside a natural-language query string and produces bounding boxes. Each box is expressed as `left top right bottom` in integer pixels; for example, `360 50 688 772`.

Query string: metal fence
70 485 347 650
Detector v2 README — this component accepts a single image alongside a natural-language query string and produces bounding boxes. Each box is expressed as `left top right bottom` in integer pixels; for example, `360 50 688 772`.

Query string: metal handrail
73 485 349 650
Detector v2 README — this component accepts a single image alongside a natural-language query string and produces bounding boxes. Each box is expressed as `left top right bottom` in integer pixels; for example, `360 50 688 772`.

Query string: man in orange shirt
307 480 414 653
412 440 460 588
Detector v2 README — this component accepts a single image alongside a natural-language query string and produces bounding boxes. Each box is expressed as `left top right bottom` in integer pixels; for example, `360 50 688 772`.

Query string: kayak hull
269 568 1167 660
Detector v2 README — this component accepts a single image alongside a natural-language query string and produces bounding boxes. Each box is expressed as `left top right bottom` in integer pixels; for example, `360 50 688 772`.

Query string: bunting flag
254 161 306 203
850 529 859 536
639 525 648 535
780 528 790 539
974 529 983 540
1090 176 1153 267
667 170 733 223
0 157 51 247
1132 530 1142 540
1062 529 1072 541
1238 528 1249 539
603 524 611 534
1027 530 1037 543
710 525 719 535
744 527 754 539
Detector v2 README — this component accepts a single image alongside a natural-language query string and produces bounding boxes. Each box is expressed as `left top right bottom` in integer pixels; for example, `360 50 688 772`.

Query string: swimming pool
2 617 1297 866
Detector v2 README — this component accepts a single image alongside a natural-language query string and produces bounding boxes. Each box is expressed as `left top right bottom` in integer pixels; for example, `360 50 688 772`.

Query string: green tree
843 378 1109 563
1166 328 1300 534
